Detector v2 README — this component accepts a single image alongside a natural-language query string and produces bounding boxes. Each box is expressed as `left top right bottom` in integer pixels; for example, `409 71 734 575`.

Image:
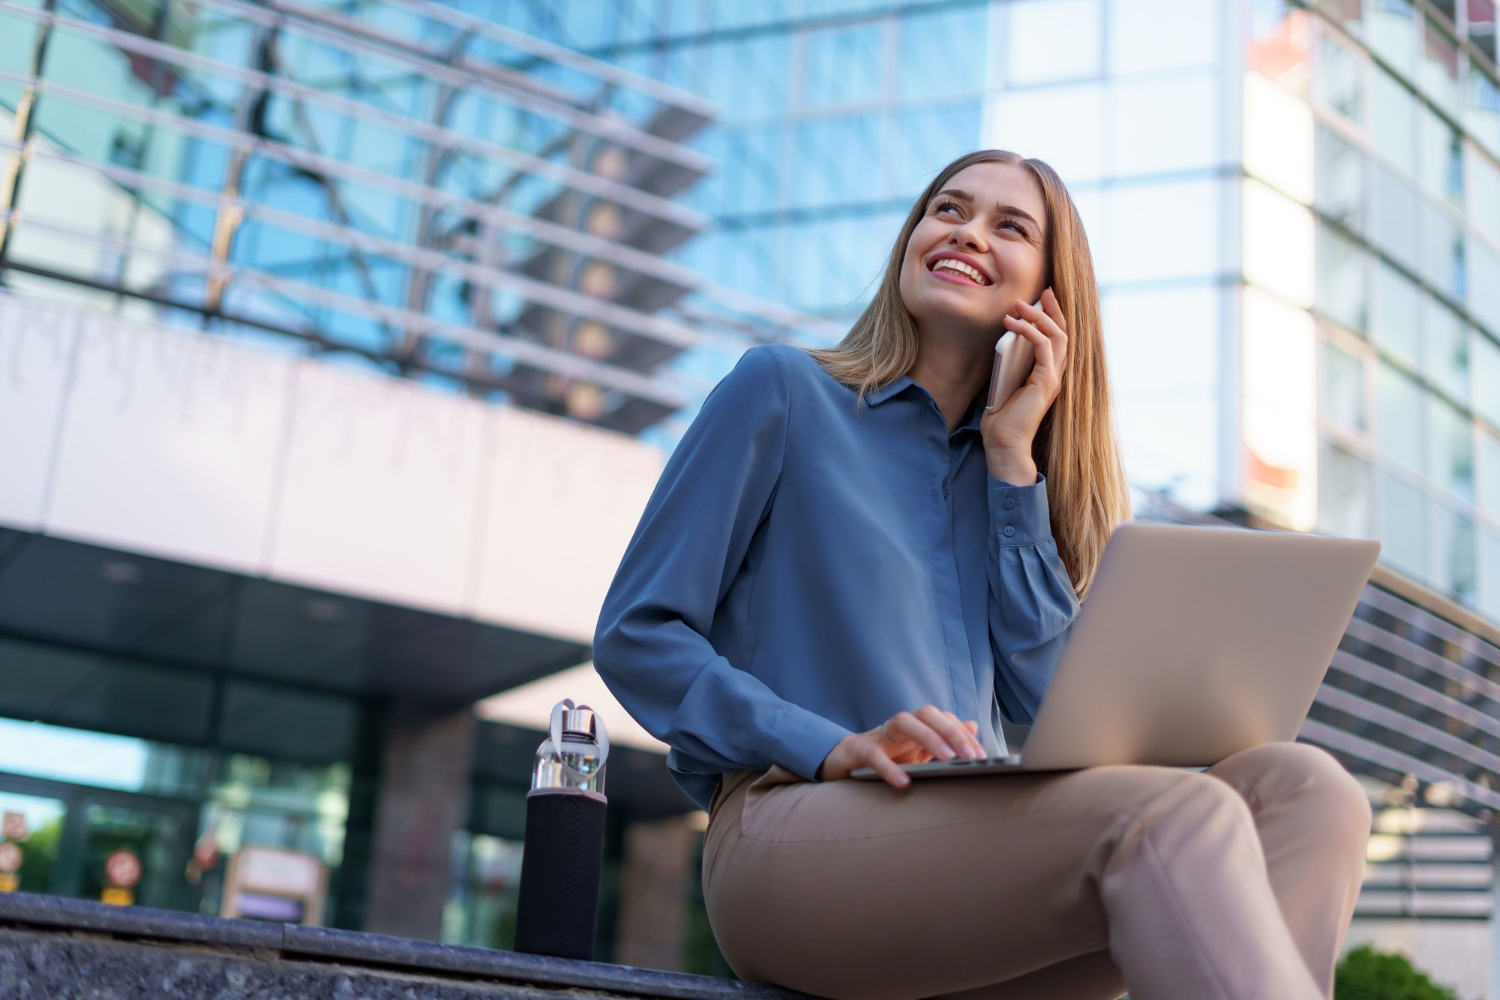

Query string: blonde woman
593 150 1370 1000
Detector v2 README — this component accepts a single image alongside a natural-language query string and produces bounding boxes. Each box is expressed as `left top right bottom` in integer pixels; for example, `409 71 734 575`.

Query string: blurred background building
3 0 1500 995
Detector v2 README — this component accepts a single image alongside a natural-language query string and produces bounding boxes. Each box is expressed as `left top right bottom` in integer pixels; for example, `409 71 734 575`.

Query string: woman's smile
926 250 992 286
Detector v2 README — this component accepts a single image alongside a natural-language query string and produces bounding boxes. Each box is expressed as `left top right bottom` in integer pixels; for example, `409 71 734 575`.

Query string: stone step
0 892 813 1000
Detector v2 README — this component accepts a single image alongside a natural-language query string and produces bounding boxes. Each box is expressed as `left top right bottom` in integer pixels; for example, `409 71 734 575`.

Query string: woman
592 150 1370 1000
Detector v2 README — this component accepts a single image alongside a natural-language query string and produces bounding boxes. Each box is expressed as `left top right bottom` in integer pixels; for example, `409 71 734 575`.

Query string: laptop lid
1017 522 1380 772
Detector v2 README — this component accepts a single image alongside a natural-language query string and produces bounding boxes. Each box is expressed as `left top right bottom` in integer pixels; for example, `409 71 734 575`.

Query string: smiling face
897 160 1049 339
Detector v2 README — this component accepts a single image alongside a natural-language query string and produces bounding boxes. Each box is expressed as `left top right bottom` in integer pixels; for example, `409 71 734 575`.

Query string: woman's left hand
979 286 1068 485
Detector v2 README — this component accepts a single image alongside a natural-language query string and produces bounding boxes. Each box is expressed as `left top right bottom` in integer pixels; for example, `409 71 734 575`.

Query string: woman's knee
1217 742 1372 843
1132 769 1259 848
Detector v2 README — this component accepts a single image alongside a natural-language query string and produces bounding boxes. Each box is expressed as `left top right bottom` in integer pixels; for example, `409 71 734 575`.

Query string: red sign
0 842 21 874
105 849 142 888
1 812 26 842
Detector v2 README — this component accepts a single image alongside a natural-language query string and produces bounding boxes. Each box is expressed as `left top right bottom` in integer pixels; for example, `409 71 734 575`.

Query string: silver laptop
851 522 1380 781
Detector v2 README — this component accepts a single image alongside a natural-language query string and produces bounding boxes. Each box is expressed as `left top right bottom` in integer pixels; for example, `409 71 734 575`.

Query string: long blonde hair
806 149 1130 598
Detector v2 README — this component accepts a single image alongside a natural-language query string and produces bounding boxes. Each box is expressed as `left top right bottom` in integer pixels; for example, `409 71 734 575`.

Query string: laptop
851 522 1380 781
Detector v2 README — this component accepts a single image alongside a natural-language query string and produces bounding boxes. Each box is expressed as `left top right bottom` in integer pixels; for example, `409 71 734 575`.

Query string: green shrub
1335 945 1463 1000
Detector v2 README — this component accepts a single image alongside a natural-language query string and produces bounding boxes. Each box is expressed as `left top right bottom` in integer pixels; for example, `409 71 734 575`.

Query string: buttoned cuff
987 472 1053 546
767 701 855 783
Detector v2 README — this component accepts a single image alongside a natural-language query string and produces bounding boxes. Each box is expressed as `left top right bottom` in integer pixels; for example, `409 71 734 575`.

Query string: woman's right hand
815 705 986 788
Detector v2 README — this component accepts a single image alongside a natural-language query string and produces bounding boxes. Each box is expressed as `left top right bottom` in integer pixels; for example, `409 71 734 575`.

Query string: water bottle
513 698 610 961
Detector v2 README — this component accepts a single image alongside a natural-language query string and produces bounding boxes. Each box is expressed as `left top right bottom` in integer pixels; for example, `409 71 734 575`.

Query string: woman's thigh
703 763 1229 1000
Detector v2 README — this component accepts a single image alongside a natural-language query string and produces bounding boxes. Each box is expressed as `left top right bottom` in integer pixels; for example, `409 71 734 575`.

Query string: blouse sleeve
592 346 852 781
987 474 1081 724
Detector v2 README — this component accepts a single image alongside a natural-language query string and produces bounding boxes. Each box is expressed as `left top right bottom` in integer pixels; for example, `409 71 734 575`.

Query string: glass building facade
540 0 1500 627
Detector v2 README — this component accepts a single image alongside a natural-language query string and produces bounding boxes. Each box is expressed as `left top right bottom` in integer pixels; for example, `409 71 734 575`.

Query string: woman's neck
907 326 995 435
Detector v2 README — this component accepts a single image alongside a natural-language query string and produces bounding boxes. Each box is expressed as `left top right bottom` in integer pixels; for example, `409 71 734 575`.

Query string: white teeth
932 258 988 284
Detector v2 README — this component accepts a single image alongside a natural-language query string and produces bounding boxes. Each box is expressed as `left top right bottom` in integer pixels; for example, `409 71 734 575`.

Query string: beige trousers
702 742 1371 1000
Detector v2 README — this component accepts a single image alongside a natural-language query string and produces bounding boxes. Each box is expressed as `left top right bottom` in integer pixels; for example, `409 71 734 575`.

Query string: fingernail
937 743 955 759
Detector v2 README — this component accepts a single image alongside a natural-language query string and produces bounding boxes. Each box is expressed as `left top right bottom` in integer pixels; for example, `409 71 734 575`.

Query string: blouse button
1003 496 1017 509
1003 525 1016 538
942 483 949 498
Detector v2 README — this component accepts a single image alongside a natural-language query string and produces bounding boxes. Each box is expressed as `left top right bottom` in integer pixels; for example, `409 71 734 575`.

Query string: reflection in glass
1249 2 1311 94
897 7 988 101
1418 107 1463 205
1320 440 1372 537
1422 203 1465 298
1466 65 1500 153
1320 338 1368 432
1008 0 1101 85
1426 395 1475 500
1465 141 1500 242
1420 16 1462 114
1316 33 1364 124
1430 501 1478 603
1374 166 1419 270
800 24 884 108
1474 332 1500 426
1317 224 1368 331
1376 362 1424 471
1468 235 1500 335
1372 260 1422 365
1366 0 1416 75
1470 0 1498 64
1315 124 1364 230
1371 67 1417 169
1380 471 1429 579
1315 0 1363 34
1482 529 1500 620
1480 429 1500 518
1423 297 1470 400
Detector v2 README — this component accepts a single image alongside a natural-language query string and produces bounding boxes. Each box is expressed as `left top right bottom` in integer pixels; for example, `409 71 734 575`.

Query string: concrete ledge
0 893 812 1000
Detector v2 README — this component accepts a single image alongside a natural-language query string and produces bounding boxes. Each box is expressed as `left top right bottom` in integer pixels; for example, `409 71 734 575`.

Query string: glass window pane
1422 202 1466 298
1423 296 1470 400
1008 0 1101 85
1427 395 1474 499
1107 0 1217 75
1464 140 1500 242
1316 123 1365 231
1371 66 1418 172
1320 440 1373 536
1465 64 1500 154
801 24 884 108
1481 428 1500 518
1419 106 1463 205
1315 0 1363 35
1482 527 1500 621
1249 2 1311 95
1380 470 1429 578
1367 0 1416 75
1469 0 1498 63
1316 33 1363 125
1372 259 1422 364
1375 166 1419 269
1316 223 1369 330
1420 16 1462 114
1430 501 1478 601
896 7 988 101
1376 362 1424 470
1468 235 1500 335
1321 338 1368 432
1475 331 1500 426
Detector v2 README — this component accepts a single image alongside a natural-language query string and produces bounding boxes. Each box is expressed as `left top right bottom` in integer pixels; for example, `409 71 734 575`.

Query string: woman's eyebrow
932 189 1040 228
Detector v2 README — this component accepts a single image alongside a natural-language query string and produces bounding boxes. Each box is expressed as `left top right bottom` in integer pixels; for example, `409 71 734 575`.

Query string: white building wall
0 294 665 645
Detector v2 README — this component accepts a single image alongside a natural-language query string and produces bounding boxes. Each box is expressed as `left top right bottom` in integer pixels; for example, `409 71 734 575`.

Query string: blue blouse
593 344 1081 811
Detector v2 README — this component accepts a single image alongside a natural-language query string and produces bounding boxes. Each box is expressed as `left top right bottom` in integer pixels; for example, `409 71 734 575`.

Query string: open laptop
851 522 1380 781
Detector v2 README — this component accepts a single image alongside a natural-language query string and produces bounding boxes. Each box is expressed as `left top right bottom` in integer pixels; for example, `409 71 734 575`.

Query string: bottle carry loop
544 697 610 784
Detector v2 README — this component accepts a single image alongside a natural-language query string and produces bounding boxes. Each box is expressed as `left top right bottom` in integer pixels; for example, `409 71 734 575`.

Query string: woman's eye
935 201 961 216
999 220 1025 234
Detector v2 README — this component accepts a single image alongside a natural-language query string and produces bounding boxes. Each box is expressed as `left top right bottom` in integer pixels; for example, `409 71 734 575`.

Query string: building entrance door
0 773 197 911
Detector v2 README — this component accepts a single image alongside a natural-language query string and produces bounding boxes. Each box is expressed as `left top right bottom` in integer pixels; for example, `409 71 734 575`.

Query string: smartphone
984 310 1039 413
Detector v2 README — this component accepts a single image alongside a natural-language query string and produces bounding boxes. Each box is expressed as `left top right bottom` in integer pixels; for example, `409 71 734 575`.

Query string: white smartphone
984 309 1039 413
